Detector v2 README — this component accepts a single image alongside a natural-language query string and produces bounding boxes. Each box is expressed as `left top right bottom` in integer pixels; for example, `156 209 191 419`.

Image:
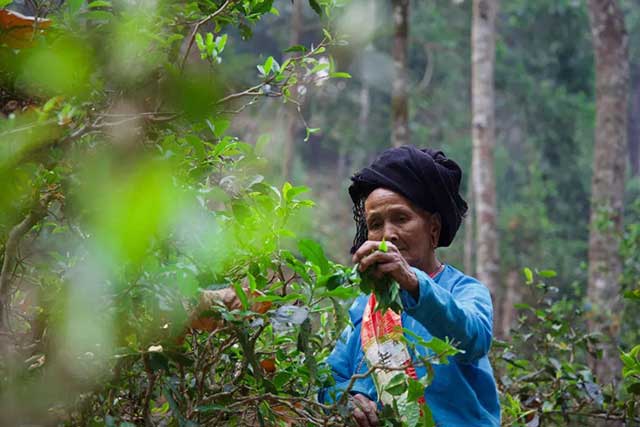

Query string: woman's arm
401 268 493 363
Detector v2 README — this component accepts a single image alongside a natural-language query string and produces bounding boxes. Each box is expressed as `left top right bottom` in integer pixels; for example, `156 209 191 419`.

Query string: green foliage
195 32 227 63
493 268 640 426
621 345 640 396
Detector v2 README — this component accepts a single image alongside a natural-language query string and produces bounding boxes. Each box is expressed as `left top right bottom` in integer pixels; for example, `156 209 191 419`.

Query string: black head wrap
348 145 468 253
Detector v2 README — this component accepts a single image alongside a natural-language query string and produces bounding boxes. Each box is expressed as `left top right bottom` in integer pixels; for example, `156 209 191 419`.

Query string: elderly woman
319 146 500 427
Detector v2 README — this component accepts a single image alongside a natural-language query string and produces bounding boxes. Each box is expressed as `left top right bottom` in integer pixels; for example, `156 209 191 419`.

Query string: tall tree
471 0 499 298
391 0 409 147
282 0 304 180
586 0 630 385
463 178 475 276
629 61 640 177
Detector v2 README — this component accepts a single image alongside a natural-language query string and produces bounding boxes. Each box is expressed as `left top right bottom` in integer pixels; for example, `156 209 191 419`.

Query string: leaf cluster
349 240 403 314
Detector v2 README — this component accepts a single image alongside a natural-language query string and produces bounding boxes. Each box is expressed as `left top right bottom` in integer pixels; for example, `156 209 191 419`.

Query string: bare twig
95 112 179 128
218 96 260 115
0 119 58 137
216 82 269 105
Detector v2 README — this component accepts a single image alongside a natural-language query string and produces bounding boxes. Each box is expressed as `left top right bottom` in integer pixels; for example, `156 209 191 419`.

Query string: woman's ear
430 213 442 249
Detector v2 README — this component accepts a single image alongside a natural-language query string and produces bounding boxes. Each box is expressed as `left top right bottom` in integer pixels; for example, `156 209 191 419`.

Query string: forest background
1 0 640 426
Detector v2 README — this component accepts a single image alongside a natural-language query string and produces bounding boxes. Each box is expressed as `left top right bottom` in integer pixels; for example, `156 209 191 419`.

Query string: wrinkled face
364 188 441 268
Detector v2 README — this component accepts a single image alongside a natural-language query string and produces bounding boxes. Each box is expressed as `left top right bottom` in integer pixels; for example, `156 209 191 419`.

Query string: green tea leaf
285 44 307 53
263 56 274 75
523 267 534 284
384 373 407 396
298 239 329 274
407 378 425 402
330 72 352 79
232 282 249 310
539 269 557 278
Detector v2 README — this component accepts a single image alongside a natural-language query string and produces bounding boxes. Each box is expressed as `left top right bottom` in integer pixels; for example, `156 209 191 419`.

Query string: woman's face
364 188 441 268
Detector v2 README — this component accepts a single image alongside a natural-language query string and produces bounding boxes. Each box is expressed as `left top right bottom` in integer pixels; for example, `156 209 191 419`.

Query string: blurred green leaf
20 36 93 97
329 72 351 79
67 0 84 14
308 0 322 15
538 269 557 278
285 44 307 53
523 267 534 284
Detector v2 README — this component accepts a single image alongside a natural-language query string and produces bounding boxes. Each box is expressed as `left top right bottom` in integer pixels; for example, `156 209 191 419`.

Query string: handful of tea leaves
351 240 404 314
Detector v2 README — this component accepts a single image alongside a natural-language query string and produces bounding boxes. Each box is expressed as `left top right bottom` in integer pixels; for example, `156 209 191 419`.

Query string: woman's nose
383 223 399 244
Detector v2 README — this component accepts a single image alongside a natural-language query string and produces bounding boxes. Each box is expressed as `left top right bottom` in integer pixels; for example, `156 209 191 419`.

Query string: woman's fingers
352 394 379 426
353 240 403 263
358 250 394 272
365 399 379 426
353 407 369 427
352 240 381 264
378 261 418 293
352 240 417 293
354 244 418 293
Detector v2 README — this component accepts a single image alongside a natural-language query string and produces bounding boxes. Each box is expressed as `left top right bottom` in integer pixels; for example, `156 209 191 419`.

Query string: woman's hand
190 287 271 332
352 240 419 299
351 394 379 427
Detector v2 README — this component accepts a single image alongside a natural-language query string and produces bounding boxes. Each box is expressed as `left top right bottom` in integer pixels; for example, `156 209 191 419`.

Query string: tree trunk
359 81 370 147
586 0 629 387
463 170 475 276
281 0 303 181
391 0 409 148
471 0 499 297
629 61 640 177
499 270 519 339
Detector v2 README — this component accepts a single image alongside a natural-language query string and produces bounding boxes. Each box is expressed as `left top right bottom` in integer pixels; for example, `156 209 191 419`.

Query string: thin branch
98 112 177 118
180 0 233 72
218 96 260 115
216 82 269 105
95 112 179 128
0 118 58 137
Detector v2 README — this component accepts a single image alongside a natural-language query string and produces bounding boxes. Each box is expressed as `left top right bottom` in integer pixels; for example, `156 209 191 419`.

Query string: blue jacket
319 265 500 427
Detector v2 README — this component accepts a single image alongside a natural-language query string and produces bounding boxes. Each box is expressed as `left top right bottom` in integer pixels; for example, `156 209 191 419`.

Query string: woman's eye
368 222 381 230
